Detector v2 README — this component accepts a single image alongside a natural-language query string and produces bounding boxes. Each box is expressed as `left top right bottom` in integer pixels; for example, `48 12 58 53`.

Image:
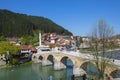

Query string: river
0 63 120 80
0 58 120 80
0 60 100 80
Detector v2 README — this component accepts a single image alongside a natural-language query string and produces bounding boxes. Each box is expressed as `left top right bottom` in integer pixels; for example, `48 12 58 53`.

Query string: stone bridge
32 52 119 78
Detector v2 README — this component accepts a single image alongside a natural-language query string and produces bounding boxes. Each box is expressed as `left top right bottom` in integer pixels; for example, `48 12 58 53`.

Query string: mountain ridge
0 9 72 37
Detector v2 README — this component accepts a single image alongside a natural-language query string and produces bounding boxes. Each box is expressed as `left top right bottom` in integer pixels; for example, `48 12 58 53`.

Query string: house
40 32 77 51
116 38 120 46
79 36 90 49
57 36 77 51
8 38 21 46
20 45 37 58
50 32 57 44
20 45 37 54
81 36 89 43
42 33 50 42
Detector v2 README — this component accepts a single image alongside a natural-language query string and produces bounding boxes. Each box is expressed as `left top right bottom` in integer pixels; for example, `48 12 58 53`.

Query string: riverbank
0 61 33 69
0 64 11 69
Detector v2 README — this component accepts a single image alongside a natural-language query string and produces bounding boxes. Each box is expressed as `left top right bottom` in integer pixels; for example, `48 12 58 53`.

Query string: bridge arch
39 55 43 60
60 56 74 76
47 55 54 64
80 61 95 68
32 54 37 60
60 56 68 66
80 61 99 76
60 56 74 66
110 69 120 78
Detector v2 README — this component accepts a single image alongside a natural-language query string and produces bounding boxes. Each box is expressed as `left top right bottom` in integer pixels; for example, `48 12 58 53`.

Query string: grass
20 60 33 65
0 64 11 69
0 60 33 69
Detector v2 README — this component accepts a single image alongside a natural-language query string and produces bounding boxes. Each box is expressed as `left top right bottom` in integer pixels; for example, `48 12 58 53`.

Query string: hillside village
1 33 120 53
8 32 91 52
0 33 87 63
0 32 120 66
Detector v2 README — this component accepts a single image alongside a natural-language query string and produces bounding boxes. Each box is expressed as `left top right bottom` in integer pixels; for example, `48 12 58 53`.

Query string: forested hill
0 9 72 37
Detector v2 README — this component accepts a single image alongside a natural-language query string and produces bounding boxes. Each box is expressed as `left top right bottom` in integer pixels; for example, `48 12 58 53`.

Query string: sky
0 0 120 36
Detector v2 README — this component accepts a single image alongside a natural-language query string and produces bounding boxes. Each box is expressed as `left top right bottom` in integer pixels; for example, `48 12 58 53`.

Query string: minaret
39 33 41 46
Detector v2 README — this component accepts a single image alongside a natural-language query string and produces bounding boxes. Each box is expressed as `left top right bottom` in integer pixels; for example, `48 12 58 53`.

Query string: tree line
0 9 72 37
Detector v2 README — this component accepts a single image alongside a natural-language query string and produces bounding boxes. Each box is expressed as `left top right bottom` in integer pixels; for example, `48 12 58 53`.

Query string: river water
0 63 73 80
104 50 120 60
0 62 99 80
0 62 120 80
0 54 120 80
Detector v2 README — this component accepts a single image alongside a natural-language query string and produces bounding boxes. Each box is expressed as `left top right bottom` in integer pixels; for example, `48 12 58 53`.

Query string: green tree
79 37 83 44
0 9 72 37
0 42 20 55
0 36 6 41
20 36 34 45
0 42 20 64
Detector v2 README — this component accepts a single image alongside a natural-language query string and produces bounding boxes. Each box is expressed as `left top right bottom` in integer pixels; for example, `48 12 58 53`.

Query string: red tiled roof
28 45 37 51
20 45 37 51
20 45 29 50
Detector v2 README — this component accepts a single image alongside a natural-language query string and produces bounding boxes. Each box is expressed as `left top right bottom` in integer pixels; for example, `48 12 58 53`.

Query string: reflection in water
54 70 67 80
32 63 69 80
0 62 119 80
0 63 73 80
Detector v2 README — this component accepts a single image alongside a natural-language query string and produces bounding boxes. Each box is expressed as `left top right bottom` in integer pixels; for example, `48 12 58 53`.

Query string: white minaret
39 33 41 46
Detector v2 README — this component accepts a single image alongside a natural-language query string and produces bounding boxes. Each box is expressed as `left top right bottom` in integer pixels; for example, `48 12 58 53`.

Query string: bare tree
89 20 114 80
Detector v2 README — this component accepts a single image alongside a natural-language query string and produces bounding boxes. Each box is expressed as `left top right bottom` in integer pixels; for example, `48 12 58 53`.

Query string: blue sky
0 0 120 36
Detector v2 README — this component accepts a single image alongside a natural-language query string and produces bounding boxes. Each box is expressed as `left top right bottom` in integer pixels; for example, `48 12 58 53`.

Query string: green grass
0 60 33 69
